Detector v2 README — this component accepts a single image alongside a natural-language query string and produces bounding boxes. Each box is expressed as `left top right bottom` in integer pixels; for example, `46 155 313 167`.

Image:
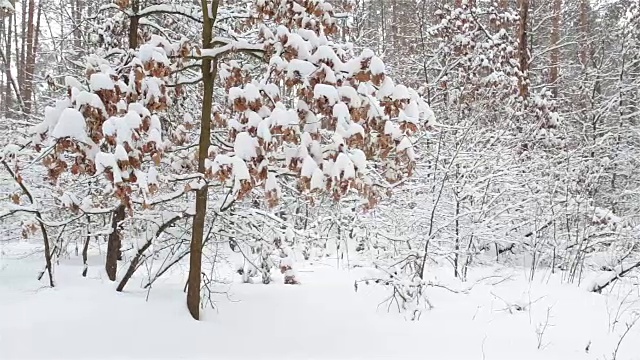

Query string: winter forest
1 0 640 358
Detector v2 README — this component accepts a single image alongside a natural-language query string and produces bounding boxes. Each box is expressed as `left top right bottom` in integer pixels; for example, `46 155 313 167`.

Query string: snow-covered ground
1 244 639 360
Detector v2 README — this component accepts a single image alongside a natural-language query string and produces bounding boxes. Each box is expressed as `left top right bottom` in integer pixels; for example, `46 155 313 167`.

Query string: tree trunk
82 216 90 277
105 204 125 281
18 0 26 92
71 0 83 56
22 0 41 115
578 0 590 66
187 0 219 321
549 0 561 97
517 0 530 99
3 4 13 115
129 0 139 49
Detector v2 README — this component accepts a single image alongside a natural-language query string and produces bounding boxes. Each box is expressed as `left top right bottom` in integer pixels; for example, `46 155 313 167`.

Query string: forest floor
1 242 639 360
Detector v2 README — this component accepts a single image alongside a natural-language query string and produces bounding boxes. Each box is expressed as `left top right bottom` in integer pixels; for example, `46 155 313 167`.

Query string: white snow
392 84 411 100
314 84 340 105
265 172 279 192
51 108 88 142
95 152 122 183
310 45 342 67
234 132 258 160
301 155 318 177
397 137 414 155
1 252 638 360
399 101 420 124
64 76 84 90
138 44 170 65
333 153 355 180
74 91 105 110
376 76 396 99
129 103 152 119
229 87 244 101
347 123 365 138
310 167 325 189
89 73 115 92
115 144 129 161
384 121 403 140
243 83 261 102
349 149 367 171
370 56 385 75
287 59 317 79
0 0 14 11
338 86 362 107
230 156 250 180
257 118 272 142
332 102 351 123
147 166 158 184
263 83 280 99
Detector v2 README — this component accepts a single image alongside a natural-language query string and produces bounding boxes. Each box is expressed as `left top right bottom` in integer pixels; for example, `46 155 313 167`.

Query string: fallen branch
590 260 640 293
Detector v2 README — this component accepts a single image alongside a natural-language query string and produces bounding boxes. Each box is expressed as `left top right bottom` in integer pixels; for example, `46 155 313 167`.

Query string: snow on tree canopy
65 76 85 91
31 34 176 209
51 108 89 142
95 152 122 183
287 59 317 80
234 132 259 160
314 84 340 104
74 91 105 110
301 155 318 178
138 44 171 66
89 73 115 92
0 0 14 12
370 56 385 75
391 85 411 101
203 0 435 208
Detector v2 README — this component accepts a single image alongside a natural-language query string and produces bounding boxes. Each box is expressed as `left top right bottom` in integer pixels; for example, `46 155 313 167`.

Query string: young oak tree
181 0 433 319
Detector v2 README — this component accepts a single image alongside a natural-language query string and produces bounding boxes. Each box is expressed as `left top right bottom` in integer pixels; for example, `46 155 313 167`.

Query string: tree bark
549 0 561 97
517 0 530 99
3 3 13 115
129 0 139 49
578 0 590 66
71 0 83 56
22 0 41 115
187 0 219 321
82 216 90 277
105 204 125 281
18 0 26 93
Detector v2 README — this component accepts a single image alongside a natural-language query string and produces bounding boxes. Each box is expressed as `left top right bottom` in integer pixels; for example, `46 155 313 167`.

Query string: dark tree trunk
517 0 530 98
187 0 220 321
129 0 139 49
106 204 125 281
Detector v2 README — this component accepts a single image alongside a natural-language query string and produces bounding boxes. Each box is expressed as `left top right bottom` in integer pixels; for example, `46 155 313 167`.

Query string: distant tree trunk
129 0 139 49
187 0 220 321
378 0 385 56
23 0 41 115
391 0 398 50
18 0 26 92
105 204 125 281
549 0 561 97
3 4 14 115
578 0 590 66
517 0 530 99
71 0 83 55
